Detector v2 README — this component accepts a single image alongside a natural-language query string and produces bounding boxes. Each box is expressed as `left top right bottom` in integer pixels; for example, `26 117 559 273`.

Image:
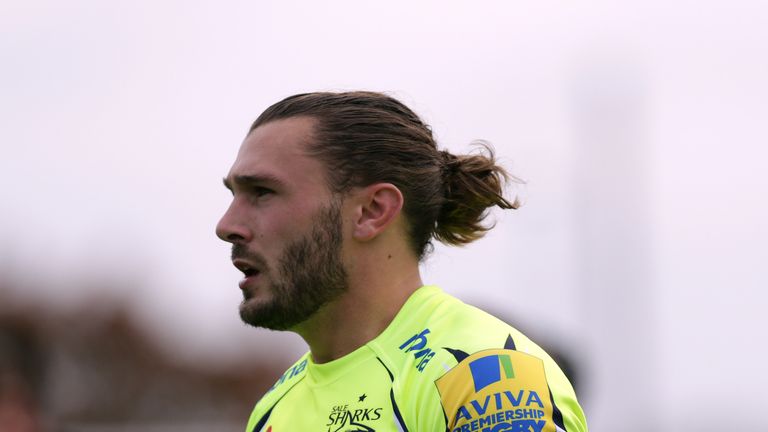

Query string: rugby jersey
245 285 587 432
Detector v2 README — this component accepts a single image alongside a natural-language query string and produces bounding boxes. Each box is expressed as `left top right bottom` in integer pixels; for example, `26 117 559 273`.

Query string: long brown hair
250 91 519 259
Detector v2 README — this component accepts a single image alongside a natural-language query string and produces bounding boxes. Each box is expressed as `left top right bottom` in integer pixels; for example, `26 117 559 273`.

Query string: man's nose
216 201 252 243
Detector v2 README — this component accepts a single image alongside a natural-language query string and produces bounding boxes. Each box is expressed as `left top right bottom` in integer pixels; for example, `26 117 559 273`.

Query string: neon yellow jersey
245 286 588 432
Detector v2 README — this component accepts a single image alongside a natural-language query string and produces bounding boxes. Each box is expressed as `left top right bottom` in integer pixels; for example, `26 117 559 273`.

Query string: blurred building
0 280 281 432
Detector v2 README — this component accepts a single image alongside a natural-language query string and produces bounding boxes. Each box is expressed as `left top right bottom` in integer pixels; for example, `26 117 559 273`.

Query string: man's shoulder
384 287 588 432
400 286 531 354
403 288 575 395
374 286 543 383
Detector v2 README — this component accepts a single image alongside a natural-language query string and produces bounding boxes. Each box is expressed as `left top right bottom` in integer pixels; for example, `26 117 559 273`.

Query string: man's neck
293 265 423 364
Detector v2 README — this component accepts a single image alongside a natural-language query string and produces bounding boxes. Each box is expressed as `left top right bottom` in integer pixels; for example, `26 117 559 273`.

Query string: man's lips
238 272 261 290
232 258 262 290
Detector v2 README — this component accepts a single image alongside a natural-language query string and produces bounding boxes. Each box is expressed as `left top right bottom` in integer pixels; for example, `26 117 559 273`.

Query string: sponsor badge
435 349 555 432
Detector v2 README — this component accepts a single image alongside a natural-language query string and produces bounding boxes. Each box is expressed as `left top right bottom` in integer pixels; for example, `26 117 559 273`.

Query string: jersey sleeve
434 348 587 432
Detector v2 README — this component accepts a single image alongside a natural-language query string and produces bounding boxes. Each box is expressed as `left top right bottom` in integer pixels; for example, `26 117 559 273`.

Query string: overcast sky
2 1 767 429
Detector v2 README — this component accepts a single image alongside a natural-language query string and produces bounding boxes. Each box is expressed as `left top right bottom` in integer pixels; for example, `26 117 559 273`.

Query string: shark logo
326 403 382 432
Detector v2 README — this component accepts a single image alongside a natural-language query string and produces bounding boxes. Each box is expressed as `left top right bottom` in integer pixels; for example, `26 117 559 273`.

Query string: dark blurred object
0 319 44 432
0 281 281 431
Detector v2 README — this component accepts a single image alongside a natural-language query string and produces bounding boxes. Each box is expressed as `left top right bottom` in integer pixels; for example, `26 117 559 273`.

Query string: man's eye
252 187 273 197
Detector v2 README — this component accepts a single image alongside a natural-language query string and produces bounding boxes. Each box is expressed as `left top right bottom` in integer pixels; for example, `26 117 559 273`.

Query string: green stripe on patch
500 354 515 379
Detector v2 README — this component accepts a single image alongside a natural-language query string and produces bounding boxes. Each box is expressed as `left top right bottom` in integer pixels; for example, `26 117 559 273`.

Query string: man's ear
351 183 404 241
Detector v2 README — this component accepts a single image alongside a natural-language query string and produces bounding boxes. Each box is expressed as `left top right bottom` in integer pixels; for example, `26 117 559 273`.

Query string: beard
233 199 348 330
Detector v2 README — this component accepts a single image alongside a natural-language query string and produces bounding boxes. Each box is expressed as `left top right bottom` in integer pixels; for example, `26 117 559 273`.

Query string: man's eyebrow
222 174 284 191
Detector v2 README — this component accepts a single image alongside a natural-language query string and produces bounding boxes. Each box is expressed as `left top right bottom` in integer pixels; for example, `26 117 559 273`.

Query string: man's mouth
242 267 259 277
232 259 262 290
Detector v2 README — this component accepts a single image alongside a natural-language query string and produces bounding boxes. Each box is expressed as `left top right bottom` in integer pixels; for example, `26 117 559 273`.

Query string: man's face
216 117 348 330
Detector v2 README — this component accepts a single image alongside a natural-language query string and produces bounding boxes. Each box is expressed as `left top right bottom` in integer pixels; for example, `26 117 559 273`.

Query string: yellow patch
435 349 555 432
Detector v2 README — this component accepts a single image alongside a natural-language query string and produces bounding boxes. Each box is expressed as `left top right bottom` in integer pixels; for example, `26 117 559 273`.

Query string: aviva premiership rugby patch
435 349 555 432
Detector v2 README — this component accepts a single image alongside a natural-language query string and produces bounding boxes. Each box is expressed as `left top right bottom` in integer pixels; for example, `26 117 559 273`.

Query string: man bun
435 142 519 246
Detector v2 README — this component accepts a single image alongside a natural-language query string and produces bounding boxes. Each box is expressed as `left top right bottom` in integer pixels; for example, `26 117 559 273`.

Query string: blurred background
2 0 767 430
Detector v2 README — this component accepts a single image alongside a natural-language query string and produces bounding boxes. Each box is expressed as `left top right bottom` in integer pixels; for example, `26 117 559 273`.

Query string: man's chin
239 301 304 331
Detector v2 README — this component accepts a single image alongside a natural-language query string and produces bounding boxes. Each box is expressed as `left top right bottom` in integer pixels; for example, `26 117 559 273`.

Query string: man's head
250 91 517 259
217 92 516 330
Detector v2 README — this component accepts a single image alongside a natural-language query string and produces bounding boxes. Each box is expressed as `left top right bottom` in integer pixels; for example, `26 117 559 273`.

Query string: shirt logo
399 328 435 372
469 353 516 392
435 349 554 432
326 402 382 432
266 358 307 393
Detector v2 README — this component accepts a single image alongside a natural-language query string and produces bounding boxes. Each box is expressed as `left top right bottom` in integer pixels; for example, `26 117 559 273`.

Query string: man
217 91 588 432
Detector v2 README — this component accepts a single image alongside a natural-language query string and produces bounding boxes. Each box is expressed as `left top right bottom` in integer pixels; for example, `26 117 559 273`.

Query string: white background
2 1 767 430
